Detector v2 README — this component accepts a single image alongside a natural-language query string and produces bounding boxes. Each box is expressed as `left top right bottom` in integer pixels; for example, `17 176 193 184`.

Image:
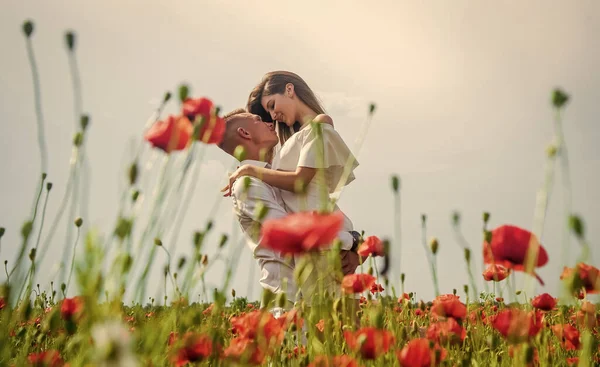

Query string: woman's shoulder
313 114 333 126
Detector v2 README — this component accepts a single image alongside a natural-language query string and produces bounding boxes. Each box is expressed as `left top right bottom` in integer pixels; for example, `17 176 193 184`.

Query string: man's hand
340 250 360 276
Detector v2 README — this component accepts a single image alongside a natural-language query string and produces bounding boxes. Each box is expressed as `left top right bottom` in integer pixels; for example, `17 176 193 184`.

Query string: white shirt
230 159 355 305
274 122 359 233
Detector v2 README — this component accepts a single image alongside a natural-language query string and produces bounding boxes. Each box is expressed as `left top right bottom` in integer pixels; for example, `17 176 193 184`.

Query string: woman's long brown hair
247 71 326 145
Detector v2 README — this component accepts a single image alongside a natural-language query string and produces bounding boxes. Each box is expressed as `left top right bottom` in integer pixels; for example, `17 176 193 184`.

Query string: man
218 109 361 310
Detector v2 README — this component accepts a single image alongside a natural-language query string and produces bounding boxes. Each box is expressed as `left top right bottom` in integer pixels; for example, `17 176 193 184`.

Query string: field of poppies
1 20 600 367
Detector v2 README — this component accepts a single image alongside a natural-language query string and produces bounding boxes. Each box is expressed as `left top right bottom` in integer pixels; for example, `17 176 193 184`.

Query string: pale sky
1 0 599 303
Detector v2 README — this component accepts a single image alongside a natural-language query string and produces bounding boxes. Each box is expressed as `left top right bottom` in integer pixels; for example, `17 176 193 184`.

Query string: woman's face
261 89 297 127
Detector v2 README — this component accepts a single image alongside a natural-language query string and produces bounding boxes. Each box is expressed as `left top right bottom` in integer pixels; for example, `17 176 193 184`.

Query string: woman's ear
285 83 295 98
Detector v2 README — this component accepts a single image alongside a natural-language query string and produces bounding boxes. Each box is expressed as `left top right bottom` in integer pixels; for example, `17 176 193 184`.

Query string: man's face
242 113 278 148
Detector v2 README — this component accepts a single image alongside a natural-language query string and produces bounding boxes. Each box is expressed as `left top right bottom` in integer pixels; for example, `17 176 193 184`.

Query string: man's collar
240 159 270 168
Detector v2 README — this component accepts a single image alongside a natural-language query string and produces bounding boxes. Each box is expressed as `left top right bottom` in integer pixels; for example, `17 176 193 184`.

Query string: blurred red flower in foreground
370 283 384 294
491 308 543 343
60 296 83 321
560 262 600 295
531 293 557 311
171 332 214 366
182 97 225 144
27 350 65 367
145 115 192 153
308 355 360 367
483 225 548 285
551 324 581 351
430 294 467 321
426 317 466 344
261 211 344 254
357 236 384 257
225 310 285 365
344 327 395 359
341 274 376 294
397 338 447 367
482 264 511 282
0 297 5 310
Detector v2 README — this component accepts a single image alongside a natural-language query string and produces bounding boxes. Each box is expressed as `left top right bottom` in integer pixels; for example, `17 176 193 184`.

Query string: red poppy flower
560 263 600 295
551 324 581 351
570 301 597 330
308 355 360 367
430 294 467 321
482 264 511 282
315 319 325 333
491 308 543 343
182 97 226 145
531 293 557 311
261 211 344 254
223 337 266 366
344 327 395 359
27 350 64 367
60 296 83 321
229 310 284 345
341 274 376 294
357 236 384 257
426 317 466 344
483 225 548 285
172 332 214 366
370 283 384 295
144 115 192 153
397 338 447 367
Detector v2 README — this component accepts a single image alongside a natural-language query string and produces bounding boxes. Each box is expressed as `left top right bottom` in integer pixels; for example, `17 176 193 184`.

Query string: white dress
275 122 358 228
273 122 359 302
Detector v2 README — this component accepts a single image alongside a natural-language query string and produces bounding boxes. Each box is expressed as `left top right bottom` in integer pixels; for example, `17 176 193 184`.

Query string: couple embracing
219 71 369 313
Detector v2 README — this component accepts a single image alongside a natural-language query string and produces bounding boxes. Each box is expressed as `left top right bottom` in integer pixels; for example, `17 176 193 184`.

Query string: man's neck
245 144 274 164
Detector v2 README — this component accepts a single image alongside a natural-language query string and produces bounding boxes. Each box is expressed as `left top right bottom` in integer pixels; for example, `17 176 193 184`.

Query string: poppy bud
177 257 186 270
42 172 47 180
163 265 169 276
546 144 558 158
401 273 406 284
482 212 490 224
421 214 427 225
80 115 90 131
128 162 138 186
453 288 457 295
74 217 83 227
163 91 172 103
29 248 36 261
65 31 75 51
367 267 374 275
276 291 287 309
391 175 400 193
61 283 66 293
232 145 247 162
261 289 275 309
0 227 5 238
552 88 569 108
369 103 376 115
515 290 522 296
131 190 140 202
231 289 236 298
22 20 34 38
193 231 203 249
463 284 469 295
218 234 228 248
452 211 460 226
178 84 189 103
21 221 33 239
173 272 178 280
205 221 213 231
46 182 53 191
73 132 83 147
568 215 584 239
201 254 208 266
429 237 439 255
154 238 162 246
255 202 269 221
464 248 471 263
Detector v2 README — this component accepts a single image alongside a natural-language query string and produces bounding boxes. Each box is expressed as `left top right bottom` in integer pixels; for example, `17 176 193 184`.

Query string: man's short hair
219 108 252 153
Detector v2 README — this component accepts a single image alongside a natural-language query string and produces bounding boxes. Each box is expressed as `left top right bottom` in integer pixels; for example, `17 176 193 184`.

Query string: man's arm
232 176 290 227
